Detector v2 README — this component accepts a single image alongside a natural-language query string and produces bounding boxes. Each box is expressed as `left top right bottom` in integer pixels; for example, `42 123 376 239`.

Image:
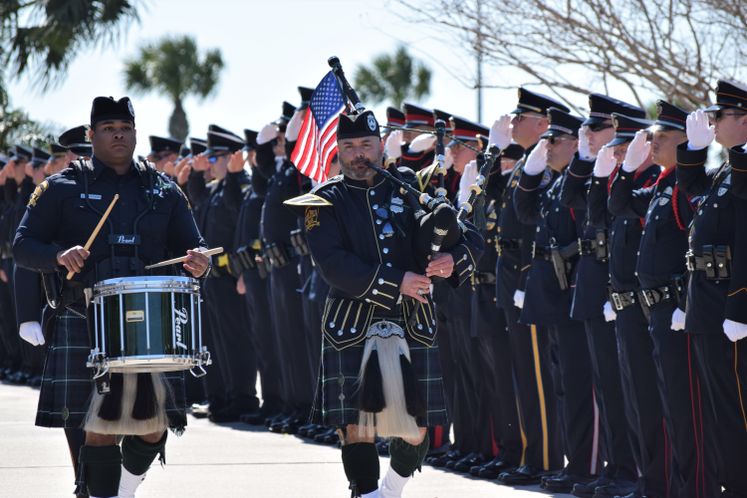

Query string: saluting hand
56 246 90 274
489 115 512 150
578 126 594 160
227 151 246 173
523 139 548 175
686 110 715 150
385 130 403 161
400 272 432 304
176 160 191 186
192 154 210 172
592 145 616 177
622 130 651 172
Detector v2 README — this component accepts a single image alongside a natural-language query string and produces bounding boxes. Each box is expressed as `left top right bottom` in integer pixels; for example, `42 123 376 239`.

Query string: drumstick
66 194 119 280
144 246 224 270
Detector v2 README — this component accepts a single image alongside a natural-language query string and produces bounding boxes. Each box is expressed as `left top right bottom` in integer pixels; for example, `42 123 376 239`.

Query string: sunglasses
587 123 614 132
706 109 747 122
547 135 575 145
513 113 545 123
208 152 230 163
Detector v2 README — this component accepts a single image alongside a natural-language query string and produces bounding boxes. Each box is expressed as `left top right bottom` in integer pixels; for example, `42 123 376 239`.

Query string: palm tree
1 0 141 92
353 46 431 108
123 35 224 141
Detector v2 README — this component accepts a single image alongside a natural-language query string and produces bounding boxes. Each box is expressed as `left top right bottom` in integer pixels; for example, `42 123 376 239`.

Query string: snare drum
87 276 211 374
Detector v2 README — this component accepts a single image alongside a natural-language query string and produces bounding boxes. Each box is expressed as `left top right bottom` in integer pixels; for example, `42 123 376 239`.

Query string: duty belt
532 241 579 291
472 271 496 285
577 230 608 262
209 253 233 278
637 276 687 311
496 238 522 254
609 289 638 312
264 242 300 269
685 245 731 280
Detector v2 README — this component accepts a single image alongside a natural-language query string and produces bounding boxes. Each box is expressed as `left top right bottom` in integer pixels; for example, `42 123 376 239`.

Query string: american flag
291 71 346 183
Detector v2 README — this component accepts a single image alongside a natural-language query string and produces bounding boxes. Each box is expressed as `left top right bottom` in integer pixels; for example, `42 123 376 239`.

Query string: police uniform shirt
14 157 204 280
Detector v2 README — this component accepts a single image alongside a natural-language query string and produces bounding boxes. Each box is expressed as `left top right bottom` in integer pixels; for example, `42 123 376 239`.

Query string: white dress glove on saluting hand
19 321 45 346
621 129 651 172
578 126 595 161
385 130 403 161
256 123 279 145
409 133 437 153
457 159 478 207
686 110 715 150
489 115 512 150
523 139 548 176
593 145 617 177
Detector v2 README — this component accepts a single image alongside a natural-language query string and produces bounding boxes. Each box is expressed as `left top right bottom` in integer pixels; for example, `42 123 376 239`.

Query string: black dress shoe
454 453 488 473
27 375 43 388
573 475 614 497
498 464 545 485
429 450 462 468
543 472 596 493
314 427 339 445
593 480 637 498
471 457 517 478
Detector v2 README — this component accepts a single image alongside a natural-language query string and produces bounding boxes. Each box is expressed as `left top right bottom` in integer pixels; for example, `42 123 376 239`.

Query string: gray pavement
0 383 570 497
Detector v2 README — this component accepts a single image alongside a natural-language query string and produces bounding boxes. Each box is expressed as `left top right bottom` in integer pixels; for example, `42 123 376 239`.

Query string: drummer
13 96 210 498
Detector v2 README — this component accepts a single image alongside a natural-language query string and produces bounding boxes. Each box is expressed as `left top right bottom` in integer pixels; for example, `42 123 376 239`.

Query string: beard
340 155 378 181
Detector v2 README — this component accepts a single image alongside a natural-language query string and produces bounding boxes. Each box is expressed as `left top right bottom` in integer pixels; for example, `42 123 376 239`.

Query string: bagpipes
329 56 497 269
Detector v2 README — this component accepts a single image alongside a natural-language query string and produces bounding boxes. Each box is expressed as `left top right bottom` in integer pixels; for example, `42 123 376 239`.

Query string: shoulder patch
27 180 49 207
305 207 320 231
283 193 333 207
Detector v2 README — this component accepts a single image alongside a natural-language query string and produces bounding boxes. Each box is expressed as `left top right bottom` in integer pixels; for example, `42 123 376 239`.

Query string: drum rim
94 276 200 297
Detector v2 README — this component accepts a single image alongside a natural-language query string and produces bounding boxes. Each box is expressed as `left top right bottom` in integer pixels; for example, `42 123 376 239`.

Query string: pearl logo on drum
173 307 189 350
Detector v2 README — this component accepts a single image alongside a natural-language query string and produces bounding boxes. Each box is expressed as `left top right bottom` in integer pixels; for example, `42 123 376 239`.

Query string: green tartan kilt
311 330 448 429
36 309 187 431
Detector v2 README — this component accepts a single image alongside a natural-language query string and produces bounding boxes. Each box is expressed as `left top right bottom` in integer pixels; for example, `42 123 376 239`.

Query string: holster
289 229 310 257
550 245 570 290
595 230 609 262
265 243 290 268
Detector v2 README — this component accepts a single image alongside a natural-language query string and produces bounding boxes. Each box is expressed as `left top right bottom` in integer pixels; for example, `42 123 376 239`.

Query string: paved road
0 383 570 497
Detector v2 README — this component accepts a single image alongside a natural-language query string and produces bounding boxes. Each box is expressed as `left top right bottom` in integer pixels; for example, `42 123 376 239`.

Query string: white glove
724 319 747 342
523 139 548 175
578 126 595 160
513 290 525 309
285 109 305 142
593 145 617 177
444 146 454 170
256 123 279 145
385 130 403 160
19 321 44 346
686 110 715 150
457 159 478 207
622 129 652 172
409 133 437 153
489 115 512 150
671 308 686 331
603 301 617 322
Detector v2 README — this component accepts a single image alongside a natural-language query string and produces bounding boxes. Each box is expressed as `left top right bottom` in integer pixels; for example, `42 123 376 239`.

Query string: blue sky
7 0 649 156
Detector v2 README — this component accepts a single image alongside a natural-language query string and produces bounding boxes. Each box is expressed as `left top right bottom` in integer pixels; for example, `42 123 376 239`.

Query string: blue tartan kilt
36 308 187 431
311 330 448 429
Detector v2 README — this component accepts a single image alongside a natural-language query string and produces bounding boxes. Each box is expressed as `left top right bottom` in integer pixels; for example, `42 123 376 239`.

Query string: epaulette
310 174 344 194
283 193 333 207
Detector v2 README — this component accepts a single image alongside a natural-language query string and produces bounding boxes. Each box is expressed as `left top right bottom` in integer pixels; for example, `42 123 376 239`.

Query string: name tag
108 234 141 245
80 193 102 200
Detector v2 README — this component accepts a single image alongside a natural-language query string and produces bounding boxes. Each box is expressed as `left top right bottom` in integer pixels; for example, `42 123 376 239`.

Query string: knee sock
78 445 122 498
341 442 380 497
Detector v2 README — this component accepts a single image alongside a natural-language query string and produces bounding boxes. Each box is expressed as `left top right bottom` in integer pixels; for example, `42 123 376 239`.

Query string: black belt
609 289 638 312
686 245 731 280
472 271 496 285
638 277 687 311
497 238 522 251
264 242 300 269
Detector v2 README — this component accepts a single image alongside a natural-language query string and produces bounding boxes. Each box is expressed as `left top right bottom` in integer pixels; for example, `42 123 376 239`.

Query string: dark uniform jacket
487 149 538 309
302 172 483 351
609 166 693 300
13 157 204 290
588 164 660 292
677 143 747 332
559 154 610 320
515 167 584 326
